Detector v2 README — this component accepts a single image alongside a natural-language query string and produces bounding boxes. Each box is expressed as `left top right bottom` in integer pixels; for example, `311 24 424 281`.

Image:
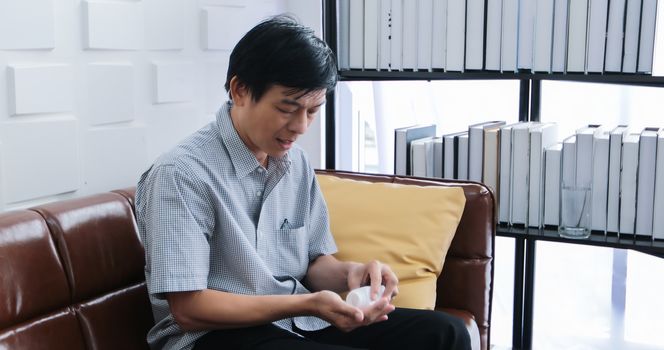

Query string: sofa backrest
315 170 495 350
0 192 153 350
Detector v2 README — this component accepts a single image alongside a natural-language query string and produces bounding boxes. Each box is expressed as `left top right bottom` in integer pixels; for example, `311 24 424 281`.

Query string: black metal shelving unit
321 1 664 349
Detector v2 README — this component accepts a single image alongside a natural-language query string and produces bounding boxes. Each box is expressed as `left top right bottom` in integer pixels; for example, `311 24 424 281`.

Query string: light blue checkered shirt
135 101 338 350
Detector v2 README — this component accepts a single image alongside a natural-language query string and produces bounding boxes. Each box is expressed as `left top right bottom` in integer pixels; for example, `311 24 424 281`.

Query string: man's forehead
279 88 326 106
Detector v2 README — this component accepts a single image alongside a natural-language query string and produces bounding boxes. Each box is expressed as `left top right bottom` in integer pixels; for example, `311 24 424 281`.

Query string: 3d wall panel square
145 0 185 50
0 0 55 50
83 0 142 50
86 63 135 125
205 59 229 113
0 118 79 204
202 6 251 50
7 64 74 115
84 126 147 194
153 62 195 103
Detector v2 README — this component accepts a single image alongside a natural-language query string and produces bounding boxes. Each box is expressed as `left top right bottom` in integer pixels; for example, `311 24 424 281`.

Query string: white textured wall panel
84 126 147 194
84 1 142 50
205 59 229 113
145 0 185 50
200 0 247 5
0 118 79 204
0 0 55 50
153 62 196 103
86 63 135 125
202 6 251 50
8 64 74 115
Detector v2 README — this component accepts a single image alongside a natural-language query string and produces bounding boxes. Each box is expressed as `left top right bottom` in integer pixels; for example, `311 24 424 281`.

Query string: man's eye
277 107 296 114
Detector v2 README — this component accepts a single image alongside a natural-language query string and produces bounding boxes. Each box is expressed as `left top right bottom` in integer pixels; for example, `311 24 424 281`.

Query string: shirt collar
217 101 291 178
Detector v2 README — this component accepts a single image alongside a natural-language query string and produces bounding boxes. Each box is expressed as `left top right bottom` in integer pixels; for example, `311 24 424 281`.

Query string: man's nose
288 109 309 135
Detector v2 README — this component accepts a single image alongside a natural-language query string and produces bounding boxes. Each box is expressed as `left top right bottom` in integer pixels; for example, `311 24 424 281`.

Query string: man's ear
229 76 250 107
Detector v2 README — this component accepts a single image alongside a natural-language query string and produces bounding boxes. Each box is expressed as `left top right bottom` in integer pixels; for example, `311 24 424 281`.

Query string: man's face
235 84 326 162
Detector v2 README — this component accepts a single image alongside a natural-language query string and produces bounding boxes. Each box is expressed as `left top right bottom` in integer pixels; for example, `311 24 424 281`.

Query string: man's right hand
311 290 395 332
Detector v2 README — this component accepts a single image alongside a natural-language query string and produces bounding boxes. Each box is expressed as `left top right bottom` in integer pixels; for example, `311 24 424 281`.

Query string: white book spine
622 0 643 73
466 0 485 70
620 134 640 234
349 0 364 69
379 0 392 70
544 144 562 226
483 130 500 193
468 127 484 182
402 0 418 70
551 0 569 72
591 133 610 231
338 0 351 70
635 130 658 236
390 0 403 71
443 136 456 178
434 137 444 178
637 0 657 73
586 0 609 73
417 0 433 71
517 0 536 69
607 129 626 232
485 0 502 71
533 0 555 73
605 0 627 72
653 132 664 239
511 125 532 225
364 0 379 70
528 124 558 228
499 126 513 223
566 0 589 72
575 129 594 187
446 0 466 72
431 0 448 69
501 0 519 72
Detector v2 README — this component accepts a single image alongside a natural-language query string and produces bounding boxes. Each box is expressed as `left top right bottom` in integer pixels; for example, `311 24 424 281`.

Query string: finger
381 271 399 298
367 261 383 300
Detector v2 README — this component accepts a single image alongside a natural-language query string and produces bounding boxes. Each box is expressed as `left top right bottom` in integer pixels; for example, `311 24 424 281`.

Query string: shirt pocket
271 224 309 279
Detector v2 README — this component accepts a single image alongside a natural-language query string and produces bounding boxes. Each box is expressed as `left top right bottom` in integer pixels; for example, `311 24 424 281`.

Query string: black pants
194 308 471 350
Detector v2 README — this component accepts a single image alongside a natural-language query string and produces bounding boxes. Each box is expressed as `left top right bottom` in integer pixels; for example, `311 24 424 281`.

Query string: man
136 16 470 350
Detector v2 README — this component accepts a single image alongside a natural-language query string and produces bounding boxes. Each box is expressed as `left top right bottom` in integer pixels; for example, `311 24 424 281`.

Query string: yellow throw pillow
317 174 466 310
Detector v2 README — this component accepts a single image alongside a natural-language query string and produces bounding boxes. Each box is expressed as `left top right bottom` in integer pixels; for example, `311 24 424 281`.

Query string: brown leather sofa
0 170 494 350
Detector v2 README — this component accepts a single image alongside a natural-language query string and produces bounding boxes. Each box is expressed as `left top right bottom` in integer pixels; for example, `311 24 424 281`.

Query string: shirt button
256 191 262 197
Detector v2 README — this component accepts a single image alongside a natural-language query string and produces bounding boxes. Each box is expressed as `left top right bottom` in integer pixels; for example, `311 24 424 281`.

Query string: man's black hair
224 15 338 101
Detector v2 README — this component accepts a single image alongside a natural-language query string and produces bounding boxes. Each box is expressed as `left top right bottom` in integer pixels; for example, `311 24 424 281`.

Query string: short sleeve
136 163 215 296
306 171 338 261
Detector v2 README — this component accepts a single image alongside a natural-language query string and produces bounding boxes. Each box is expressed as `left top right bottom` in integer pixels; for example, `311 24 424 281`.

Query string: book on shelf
364 0 379 70
510 123 535 225
605 0 627 72
586 0 609 73
402 0 418 70
410 136 436 177
566 0 589 73
443 130 467 179
501 0 519 72
483 125 502 195
575 125 600 187
551 0 569 72
499 122 524 223
457 132 469 180
433 136 444 178
532 0 555 73
431 0 447 70
591 127 611 231
485 0 502 71
468 121 506 182
607 125 630 232
561 135 577 188
653 130 664 240
446 0 466 72
619 133 640 235
379 0 392 71
517 0 536 70
349 0 364 69
394 124 437 176
338 0 350 70
637 0 657 73
465 0 485 70
390 0 403 71
622 0 642 73
544 143 563 226
635 127 659 237
417 0 433 71
528 122 558 228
